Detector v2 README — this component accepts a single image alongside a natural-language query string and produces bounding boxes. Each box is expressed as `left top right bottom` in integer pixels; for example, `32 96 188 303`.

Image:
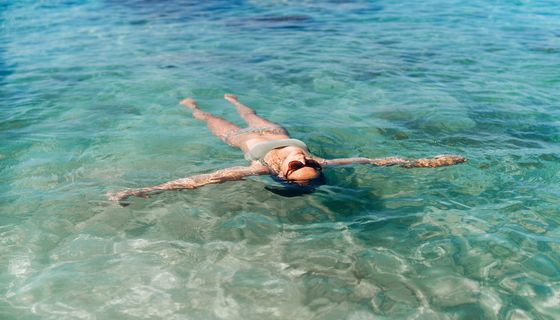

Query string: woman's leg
180 98 241 145
224 94 287 133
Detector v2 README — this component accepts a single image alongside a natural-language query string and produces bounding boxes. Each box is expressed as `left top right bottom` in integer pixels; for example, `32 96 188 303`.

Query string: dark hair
265 173 326 197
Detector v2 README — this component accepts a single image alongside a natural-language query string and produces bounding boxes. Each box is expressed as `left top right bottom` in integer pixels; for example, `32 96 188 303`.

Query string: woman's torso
227 127 291 153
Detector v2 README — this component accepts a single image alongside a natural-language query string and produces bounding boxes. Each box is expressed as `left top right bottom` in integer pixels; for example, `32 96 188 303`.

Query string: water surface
1 0 560 319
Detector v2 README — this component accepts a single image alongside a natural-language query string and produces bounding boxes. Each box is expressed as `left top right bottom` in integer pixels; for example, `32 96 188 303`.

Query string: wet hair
265 173 326 197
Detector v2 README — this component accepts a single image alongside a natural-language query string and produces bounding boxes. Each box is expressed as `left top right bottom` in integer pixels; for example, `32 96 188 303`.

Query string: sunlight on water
1 0 560 319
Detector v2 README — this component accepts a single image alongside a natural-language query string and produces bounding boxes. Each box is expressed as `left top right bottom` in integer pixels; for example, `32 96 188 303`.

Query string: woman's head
280 149 322 182
268 147 327 197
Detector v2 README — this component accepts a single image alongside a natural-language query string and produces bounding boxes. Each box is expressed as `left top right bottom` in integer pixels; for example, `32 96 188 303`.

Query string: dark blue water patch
128 19 148 26
350 3 384 15
0 44 16 84
158 64 178 69
244 54 279 64
399 51 440 65
529 46 560 54
0 18 16 89
0 66 14 79
252 15 311 23
469 109 560 145
104 0 245 24
352 69 390 82
226 14 317 31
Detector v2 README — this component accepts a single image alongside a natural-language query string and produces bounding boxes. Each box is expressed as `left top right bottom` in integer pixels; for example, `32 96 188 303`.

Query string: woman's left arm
316 154 466 168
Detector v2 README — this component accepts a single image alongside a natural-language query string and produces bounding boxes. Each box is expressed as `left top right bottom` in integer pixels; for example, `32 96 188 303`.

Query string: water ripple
2 0 560 318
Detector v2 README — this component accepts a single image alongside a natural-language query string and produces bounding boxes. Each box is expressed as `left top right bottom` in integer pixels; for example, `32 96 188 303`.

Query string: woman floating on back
108 94 465 202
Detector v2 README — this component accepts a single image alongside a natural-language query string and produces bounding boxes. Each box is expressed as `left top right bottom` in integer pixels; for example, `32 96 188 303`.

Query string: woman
108 94 465 202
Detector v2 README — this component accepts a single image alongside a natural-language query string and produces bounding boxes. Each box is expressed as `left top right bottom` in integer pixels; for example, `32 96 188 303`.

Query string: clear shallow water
1 0 560 318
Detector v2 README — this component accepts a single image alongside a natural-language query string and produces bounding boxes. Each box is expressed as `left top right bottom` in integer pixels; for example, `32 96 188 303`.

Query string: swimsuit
224 126 308 161
245 138 309 161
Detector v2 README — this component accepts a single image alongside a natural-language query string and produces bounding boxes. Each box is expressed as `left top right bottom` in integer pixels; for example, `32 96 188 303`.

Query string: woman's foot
180 98 198 110
180 98 207 120
225 93 256 116
224 93 238 103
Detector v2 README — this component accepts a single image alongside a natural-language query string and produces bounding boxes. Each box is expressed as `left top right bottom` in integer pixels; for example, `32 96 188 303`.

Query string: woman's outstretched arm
108 164 269 202
318 154 466 168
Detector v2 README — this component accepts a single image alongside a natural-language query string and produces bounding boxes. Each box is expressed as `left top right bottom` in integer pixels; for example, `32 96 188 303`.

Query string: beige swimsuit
245 138 309 161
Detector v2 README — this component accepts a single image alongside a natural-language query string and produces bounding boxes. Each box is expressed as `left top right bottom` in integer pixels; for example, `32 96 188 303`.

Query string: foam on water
1 0 560 319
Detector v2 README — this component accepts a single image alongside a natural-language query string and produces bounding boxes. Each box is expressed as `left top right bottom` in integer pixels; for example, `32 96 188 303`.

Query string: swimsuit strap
245 139 309 161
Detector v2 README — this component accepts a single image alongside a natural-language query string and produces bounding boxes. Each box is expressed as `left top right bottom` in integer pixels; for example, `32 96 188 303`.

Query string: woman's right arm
108 164 269 202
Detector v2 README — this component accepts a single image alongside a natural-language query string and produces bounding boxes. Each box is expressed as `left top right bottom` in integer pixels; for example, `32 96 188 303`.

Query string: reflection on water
1 0 560 319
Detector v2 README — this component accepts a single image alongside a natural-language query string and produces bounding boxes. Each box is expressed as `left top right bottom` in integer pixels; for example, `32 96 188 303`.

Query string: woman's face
280 150 322 181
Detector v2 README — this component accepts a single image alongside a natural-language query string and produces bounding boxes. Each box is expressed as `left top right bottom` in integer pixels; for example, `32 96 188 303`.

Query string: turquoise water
1 0 560 318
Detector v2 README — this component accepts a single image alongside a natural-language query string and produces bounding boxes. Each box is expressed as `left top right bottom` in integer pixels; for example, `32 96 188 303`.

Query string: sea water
1 0 559 319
